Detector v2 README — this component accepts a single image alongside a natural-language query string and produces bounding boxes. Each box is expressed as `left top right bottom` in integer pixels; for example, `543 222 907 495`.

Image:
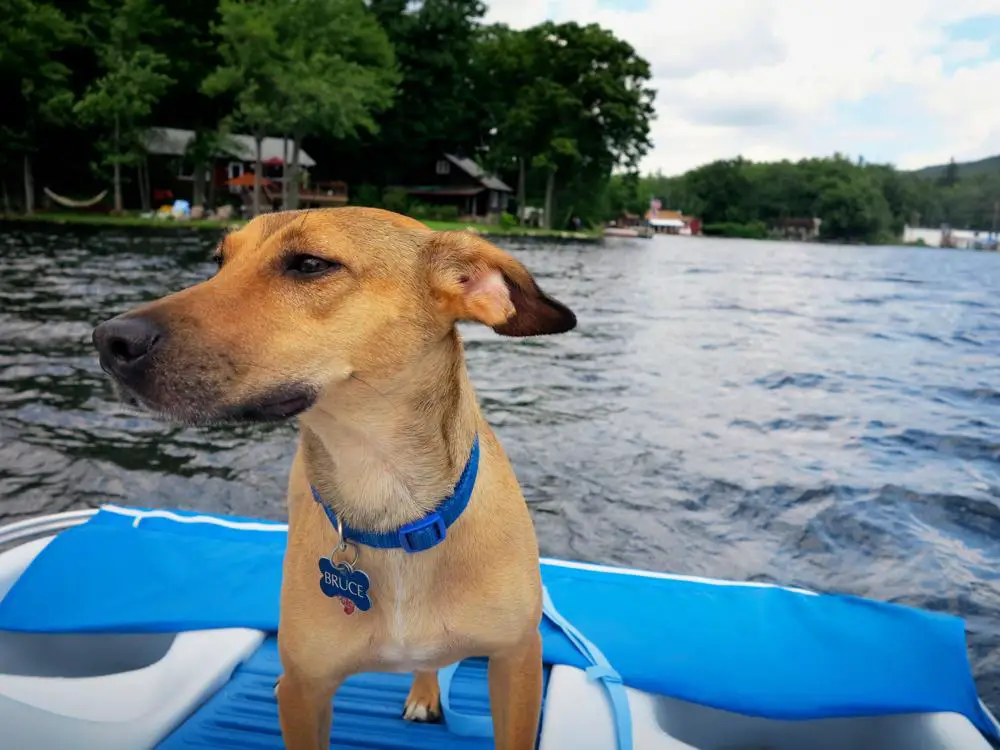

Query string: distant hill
910 154 1000 179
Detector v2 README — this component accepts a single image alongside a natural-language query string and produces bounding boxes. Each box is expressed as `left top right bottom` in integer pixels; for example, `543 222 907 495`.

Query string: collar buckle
398 512 447 552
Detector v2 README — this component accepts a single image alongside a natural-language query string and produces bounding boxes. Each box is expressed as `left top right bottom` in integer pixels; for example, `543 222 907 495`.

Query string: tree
73 0 174 213
273 0 397 209
817 172 893 243
477 22 655 228
184 128 229 209
938 157 960 188
474 24 538 219
368 0 486 184
683 159 754 225
0 0 78 213
203 0 287 218
205 0 396 216
150 0 228 210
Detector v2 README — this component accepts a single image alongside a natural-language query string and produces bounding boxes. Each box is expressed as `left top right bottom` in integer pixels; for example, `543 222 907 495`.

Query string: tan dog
91 207 577 750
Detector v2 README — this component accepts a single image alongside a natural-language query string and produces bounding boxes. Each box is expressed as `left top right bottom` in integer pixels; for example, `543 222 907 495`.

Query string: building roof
444 153 512 192
645 208 685 222
404 186 485 197
144 127 317 168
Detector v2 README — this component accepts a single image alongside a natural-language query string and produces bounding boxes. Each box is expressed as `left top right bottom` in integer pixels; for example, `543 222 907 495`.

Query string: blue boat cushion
0 505 995 740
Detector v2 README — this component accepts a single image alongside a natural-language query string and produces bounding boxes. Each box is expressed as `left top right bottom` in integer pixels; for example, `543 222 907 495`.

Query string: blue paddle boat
0 506 997 749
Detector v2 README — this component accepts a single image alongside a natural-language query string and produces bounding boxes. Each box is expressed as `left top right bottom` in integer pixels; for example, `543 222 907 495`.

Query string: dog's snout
93 316 165 374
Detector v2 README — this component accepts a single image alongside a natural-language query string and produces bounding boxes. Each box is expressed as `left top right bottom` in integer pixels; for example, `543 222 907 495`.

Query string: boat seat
0 537 266 750
538 664 992 750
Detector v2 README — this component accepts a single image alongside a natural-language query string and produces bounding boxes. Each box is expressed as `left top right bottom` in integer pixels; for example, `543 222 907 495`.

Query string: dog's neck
299 330 480 532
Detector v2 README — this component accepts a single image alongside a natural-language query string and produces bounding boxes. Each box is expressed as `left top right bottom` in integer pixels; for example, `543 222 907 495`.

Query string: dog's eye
285 254 341 277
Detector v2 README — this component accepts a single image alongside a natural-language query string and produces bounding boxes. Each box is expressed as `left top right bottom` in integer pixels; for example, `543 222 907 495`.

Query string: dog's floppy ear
425 231 576 337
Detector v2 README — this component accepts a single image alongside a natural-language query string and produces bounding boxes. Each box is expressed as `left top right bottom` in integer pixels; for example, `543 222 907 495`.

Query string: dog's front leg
488 630 544 750
276 672 342 750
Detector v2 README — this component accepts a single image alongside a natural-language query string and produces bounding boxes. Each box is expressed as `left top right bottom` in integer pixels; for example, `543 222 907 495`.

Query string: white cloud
483 0 1000 175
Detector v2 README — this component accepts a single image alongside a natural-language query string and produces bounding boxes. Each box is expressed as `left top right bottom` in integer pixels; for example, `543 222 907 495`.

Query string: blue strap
311 435 479 552
541 586 633 750
437 586 632 750
438 661 493 737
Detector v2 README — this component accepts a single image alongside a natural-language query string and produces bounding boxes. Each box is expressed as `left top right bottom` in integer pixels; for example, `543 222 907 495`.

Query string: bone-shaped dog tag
318 557 371 614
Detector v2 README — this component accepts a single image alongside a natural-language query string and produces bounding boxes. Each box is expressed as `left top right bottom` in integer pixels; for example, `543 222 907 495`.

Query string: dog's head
92 208 576 424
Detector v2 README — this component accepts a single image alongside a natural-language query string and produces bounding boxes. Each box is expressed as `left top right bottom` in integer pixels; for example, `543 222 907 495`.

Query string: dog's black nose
93 316 165 375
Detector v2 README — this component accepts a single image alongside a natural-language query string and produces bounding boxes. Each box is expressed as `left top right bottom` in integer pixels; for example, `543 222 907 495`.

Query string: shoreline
0 212 603 244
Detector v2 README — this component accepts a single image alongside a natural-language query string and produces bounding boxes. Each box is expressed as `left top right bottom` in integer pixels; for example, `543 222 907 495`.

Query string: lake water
1 225 999 709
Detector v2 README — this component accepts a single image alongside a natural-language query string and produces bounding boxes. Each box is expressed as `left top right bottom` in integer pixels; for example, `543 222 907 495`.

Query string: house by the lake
143 127 347 211
644 207 701 235
397 154 512 222
903 225 999 250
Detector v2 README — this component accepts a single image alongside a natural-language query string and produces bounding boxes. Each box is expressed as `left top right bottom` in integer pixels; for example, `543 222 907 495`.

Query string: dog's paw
402 697 442 722
402 672 442 723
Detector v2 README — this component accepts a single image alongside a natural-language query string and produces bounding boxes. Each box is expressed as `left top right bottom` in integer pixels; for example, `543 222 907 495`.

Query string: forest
613 155 1000 244
3 0 997 241
0 0 654 229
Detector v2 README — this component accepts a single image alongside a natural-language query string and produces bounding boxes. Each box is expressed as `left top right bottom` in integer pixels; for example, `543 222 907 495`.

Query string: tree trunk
193 158 206 208
113 114 123 213
517 156 526 224
207 165 216 212
143 158 151 211
543 169 556 230
138 157 151 213
289 136 301 210
281 136 289 210
23 154 35 214
2 179 10 213
252 133 263 217
136 162 144 212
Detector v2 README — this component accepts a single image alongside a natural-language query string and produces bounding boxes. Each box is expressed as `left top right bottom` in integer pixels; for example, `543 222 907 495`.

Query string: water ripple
1 229 1000 709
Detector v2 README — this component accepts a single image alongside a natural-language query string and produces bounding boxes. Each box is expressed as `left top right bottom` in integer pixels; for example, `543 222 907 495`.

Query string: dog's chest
363 556 506 673
375 640 447 672
368 562 457 672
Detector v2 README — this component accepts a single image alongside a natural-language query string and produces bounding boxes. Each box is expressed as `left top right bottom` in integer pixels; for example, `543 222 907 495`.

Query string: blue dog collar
311 435 480 553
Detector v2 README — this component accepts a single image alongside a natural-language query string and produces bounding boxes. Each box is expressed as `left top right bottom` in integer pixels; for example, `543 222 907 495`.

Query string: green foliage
73 0 175 210
0 0 78 147
368 0 486 181
702 222 767 239
381 186 410 213
937 158 960 188
625 151 1000 244
203 0 396 211
409 202 461 221
913 154 1000 180
350 184 382 207
816 173 893 243
499 211 518 229
272 0 397 142
202 0 285 138
475 20 655 227
0 0 80 210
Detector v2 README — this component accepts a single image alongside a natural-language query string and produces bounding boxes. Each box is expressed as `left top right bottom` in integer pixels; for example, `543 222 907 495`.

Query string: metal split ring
331 516 360 569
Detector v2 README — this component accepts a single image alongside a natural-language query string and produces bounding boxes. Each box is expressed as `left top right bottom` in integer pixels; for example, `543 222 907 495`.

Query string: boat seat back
0 537 266 750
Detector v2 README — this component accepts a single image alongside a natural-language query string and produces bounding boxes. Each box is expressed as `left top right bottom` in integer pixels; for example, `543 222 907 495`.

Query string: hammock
43 187 108 208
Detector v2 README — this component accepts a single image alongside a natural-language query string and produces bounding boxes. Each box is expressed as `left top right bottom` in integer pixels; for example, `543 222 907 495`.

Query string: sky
483 0 1000 175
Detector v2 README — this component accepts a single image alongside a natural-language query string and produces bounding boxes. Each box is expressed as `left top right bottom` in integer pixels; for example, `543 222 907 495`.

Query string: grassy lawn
0 211 242 231
1 211 600 241
422 219 599 240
